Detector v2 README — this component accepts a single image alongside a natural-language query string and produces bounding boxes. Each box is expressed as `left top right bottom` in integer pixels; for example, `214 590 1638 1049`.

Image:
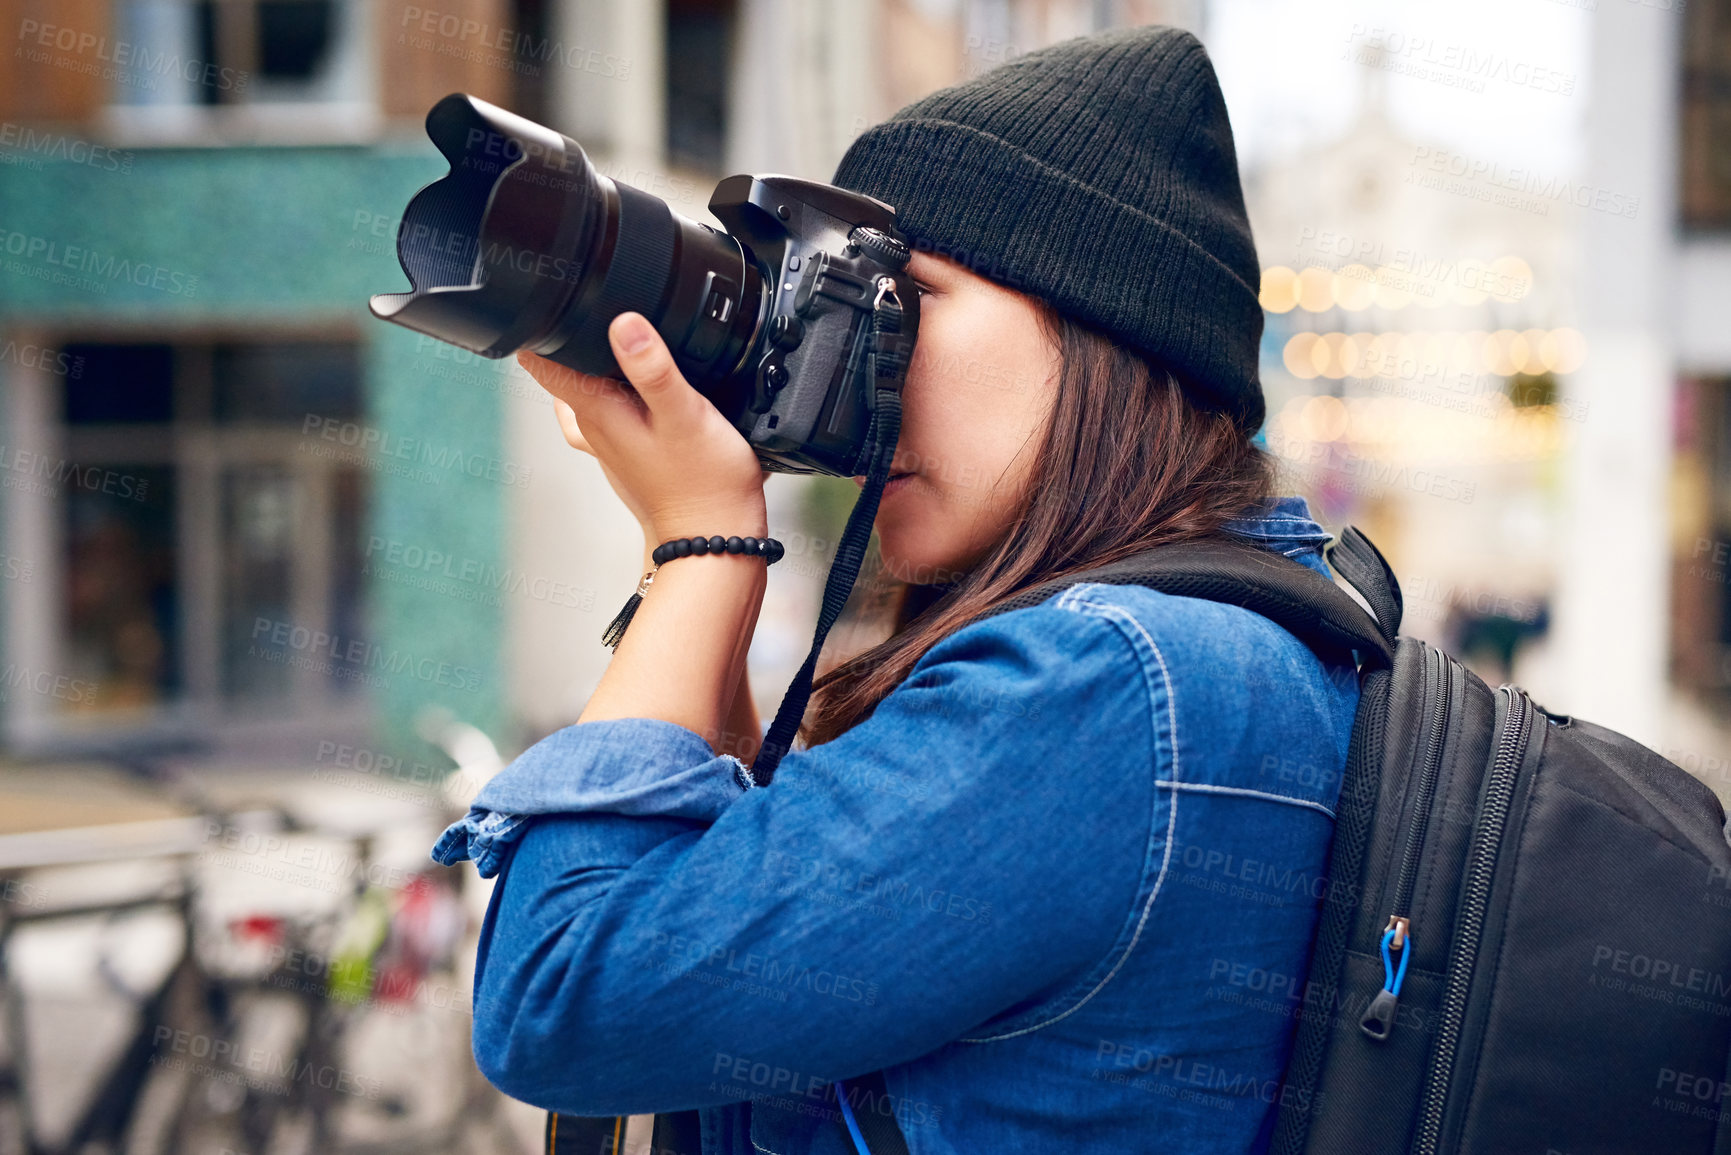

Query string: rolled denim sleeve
431 718 757 878
451 598 1162 1119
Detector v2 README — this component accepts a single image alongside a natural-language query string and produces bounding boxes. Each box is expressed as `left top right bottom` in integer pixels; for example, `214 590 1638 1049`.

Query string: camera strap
749 281 908 784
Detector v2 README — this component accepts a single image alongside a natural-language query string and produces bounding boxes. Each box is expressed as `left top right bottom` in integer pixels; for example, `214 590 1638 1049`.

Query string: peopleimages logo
0 340 83 377
645 931 880 1006
1094 1037 1324 1114
150 1027 380 1101
0 122 133 173
0 663 96 705
1589 945 1731 996
363 535 597 611
1342 25 1577 96
300 416 533 488
0 228 198 297
248 617 482 692
1405 146 1641 220
397 6 632 80
16 18 248 94
706 1053 946 1129
1265 430 1478 506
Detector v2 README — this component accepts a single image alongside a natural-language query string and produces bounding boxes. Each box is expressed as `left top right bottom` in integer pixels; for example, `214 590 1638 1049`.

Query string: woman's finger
608 313 697 419
553 399 593 454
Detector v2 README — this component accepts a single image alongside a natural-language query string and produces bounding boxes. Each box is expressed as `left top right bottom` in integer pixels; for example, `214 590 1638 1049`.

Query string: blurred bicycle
0 716 524 1155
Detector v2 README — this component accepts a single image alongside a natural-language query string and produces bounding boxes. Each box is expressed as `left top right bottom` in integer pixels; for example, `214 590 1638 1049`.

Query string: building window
65 461 180 711
666 0 736 171
109 0 371 120
12 337 368 739
1682 0 1731 229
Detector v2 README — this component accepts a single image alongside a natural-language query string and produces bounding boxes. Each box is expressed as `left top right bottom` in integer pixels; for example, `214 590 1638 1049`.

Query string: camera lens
370 94 763 411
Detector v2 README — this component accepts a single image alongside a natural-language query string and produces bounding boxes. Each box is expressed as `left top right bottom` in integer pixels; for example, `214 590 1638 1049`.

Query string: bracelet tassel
602 571 654 650
601 537 785 651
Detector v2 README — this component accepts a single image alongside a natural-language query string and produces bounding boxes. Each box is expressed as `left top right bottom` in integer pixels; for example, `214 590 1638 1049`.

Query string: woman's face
851 251 1062 585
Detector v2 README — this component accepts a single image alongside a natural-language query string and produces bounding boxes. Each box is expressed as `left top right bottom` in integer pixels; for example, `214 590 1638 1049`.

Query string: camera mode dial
848 227 910 270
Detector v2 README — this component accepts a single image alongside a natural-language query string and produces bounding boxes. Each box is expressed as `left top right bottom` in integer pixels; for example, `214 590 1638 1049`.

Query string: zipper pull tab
1361 988 1400 1041
1361 916 1412 1042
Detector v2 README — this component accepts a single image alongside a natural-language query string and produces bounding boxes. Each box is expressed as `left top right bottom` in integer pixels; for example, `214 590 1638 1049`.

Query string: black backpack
1263 529 1731 1155
545 527 1731 1155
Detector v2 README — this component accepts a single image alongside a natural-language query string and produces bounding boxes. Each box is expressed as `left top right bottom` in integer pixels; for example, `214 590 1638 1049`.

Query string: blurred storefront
0 0 534 765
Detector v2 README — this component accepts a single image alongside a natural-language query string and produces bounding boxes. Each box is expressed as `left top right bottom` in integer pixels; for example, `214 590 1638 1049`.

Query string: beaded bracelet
651 534 786 565
602 535 787 650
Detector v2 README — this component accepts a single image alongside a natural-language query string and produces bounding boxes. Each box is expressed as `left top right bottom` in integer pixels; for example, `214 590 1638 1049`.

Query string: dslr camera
370 94 920 477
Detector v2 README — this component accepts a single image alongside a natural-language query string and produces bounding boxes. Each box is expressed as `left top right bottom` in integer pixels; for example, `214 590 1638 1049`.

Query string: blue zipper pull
833 1077 872 1155
1360 916 1411 1041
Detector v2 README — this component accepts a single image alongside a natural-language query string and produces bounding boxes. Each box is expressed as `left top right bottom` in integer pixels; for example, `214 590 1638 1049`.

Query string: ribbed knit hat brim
832 25 1265 435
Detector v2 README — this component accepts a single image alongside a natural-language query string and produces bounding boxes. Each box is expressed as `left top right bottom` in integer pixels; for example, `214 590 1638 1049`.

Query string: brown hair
801 304 1275 747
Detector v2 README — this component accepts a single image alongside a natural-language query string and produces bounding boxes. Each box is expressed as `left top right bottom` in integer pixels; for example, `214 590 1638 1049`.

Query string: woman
434 24 1360 1155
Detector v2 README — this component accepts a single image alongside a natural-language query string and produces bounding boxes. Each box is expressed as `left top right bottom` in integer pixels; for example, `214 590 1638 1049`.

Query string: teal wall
0 142 508 750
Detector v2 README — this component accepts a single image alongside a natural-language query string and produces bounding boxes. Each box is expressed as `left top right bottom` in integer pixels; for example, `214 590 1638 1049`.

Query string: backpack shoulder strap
972 533 1393 671
1325 525 1402 649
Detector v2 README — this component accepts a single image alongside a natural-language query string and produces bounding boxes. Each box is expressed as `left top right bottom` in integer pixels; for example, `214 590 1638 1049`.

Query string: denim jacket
433 495 1360 1155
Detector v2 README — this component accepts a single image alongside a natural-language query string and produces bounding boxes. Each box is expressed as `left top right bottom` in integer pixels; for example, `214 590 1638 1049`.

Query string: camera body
369 94 919 478
701 174 916 476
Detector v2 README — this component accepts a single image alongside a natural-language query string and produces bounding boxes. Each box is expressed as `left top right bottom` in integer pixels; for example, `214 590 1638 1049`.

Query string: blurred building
0 0 535 766
1669 0 1731 782
0 0 1200 771
1242 1 1731 784
0 0 1721 781
1245 53 1574 667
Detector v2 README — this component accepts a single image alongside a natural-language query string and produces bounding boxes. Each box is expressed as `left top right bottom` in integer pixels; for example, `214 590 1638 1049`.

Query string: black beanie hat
832 25 1265 435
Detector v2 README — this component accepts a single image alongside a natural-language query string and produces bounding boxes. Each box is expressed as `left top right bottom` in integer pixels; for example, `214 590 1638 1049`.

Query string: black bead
674 538 692 557
690 536 708 554
765 539 785 563
725 536 744 555
652 544 670 565
741 536 758 554
708 535 726 554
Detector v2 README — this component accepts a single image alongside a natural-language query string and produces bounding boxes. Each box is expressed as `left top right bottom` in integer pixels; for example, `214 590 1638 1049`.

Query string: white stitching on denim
1156 780 1336 820
960 584 1178 1043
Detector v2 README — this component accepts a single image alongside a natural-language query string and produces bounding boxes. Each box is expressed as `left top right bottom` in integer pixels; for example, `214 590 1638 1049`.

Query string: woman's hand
519 313 768 542
527 316 768 743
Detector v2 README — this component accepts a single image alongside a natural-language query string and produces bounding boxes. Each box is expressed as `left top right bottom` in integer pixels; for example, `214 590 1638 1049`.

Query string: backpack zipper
1360 645 1450 1040
1411 684 1535 1155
